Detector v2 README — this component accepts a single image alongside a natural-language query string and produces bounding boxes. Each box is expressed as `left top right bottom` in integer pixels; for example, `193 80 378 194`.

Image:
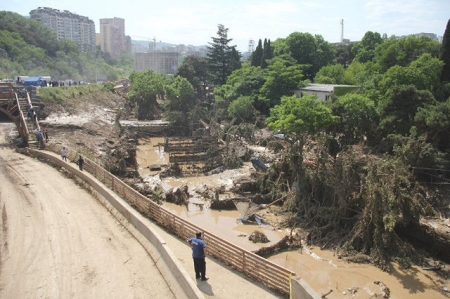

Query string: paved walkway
146 219 285 299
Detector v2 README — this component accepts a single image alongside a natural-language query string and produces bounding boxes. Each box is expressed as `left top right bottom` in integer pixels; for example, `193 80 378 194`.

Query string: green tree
164 76 195 135
415 97 450 150
314 64 346 84
227 96 258 124
375 36 441 72
284 32 334 79
260 38 273 68
251 39 263 67
441 19 450 82
380 65 427 94
176 55 209 99
128 70 166 120
352 31 383 63
267 94 337 178
333 43 355 67
259 57 304 113
378 86 435 136
206 24 240 86
410 53 443 92
332 94 378 142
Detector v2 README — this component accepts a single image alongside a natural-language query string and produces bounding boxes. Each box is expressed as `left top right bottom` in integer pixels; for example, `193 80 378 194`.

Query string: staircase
16 89 43 148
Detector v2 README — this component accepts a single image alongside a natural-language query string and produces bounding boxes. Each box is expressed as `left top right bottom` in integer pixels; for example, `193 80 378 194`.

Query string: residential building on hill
29 7 96 52
99 17 130 59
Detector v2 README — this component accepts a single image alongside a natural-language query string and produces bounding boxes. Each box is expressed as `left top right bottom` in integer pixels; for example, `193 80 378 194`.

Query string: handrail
46 143 295 296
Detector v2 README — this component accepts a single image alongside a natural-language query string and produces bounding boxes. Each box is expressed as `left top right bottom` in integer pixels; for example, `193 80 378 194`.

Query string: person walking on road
61 147 67 161
77 155 84 171
187 231 208 281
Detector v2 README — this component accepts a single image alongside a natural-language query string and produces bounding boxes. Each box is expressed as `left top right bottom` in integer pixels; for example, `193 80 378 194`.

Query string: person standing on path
77 155 84 171
61 147 67 161
187 232 208 281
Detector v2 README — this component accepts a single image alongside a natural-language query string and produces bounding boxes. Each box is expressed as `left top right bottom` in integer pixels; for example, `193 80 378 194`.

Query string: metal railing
46 143 295 296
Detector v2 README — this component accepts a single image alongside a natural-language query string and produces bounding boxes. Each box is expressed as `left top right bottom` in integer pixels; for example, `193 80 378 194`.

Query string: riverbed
136 138 449 299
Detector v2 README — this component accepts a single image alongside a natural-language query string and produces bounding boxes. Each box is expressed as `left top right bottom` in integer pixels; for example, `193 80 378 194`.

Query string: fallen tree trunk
253 236 301 257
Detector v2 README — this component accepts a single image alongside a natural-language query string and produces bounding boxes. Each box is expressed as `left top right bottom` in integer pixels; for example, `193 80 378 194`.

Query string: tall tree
176 55 209 99
251 39 263 67
259 56 304 113
352 31 383 63
206 24 239 86
441 19 450 82
260 39 273 68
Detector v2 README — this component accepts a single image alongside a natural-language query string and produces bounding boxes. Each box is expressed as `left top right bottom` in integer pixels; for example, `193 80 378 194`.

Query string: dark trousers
193 257 206 279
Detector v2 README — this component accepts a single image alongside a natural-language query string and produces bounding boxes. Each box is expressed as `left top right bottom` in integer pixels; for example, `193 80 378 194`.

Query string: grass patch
39 85 105 104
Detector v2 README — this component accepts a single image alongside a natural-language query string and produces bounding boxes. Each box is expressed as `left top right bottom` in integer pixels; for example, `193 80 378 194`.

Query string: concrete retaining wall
291 277 321 299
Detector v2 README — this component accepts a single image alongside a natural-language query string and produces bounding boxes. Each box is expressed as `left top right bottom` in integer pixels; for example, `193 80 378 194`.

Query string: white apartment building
30 7 96 52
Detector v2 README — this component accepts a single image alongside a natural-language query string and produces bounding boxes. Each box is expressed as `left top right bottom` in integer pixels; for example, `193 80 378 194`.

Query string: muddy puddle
137 138 449 299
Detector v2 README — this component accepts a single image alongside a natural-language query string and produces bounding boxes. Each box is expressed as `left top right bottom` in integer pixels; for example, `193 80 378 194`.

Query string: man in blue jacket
187 231 208 281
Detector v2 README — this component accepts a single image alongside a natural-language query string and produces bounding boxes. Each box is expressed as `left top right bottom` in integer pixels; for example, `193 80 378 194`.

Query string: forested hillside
0 11 133 81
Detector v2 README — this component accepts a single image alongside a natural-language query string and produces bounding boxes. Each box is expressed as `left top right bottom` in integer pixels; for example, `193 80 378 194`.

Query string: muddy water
137 138 449 299
136 137 169 176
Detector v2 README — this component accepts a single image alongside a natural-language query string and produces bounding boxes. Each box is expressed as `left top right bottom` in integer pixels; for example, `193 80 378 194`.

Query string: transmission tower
248 38 255 53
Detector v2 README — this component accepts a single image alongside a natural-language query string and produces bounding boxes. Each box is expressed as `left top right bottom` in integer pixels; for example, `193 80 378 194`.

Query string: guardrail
46 143 295 296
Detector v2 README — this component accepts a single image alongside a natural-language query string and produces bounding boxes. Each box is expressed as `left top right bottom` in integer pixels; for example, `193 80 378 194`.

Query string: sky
2 0 450 52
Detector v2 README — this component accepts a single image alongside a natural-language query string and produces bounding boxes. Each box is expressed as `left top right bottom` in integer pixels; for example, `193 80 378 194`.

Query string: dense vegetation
0 11 133 81
127 22 450 270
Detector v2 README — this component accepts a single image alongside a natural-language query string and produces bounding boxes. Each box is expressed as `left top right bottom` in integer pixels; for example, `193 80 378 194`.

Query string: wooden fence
47 144 295 296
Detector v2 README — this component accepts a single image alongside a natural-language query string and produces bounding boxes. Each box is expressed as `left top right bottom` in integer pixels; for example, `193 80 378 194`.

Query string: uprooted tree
265 94 440 270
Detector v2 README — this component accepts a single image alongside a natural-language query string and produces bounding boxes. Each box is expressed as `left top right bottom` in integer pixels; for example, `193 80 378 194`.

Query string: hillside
0 11 133 82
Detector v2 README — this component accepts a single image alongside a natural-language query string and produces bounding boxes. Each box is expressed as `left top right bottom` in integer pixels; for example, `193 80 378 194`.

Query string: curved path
0 124 175 299
0 123 283 299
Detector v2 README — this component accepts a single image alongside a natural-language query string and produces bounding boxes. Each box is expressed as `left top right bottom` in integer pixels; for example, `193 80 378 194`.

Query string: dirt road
0 124 175 299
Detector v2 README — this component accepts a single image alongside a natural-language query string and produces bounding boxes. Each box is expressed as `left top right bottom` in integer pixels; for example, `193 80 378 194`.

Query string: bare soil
0 123 175 299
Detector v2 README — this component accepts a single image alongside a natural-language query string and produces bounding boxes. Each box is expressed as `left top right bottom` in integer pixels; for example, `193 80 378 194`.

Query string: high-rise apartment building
99 18 128 59
29 7 96 52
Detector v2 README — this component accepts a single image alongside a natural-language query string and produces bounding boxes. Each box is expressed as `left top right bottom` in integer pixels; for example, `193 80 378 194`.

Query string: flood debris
250 157 268 172
165 185 189 205
234 199 267 225
210 197 237 210
321 289 333 298
148 164 162 171
374 281 390 298
248 231 270 243
254 235 302 257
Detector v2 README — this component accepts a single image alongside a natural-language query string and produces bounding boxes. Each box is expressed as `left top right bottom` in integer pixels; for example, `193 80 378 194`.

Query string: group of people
60 147 84 171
